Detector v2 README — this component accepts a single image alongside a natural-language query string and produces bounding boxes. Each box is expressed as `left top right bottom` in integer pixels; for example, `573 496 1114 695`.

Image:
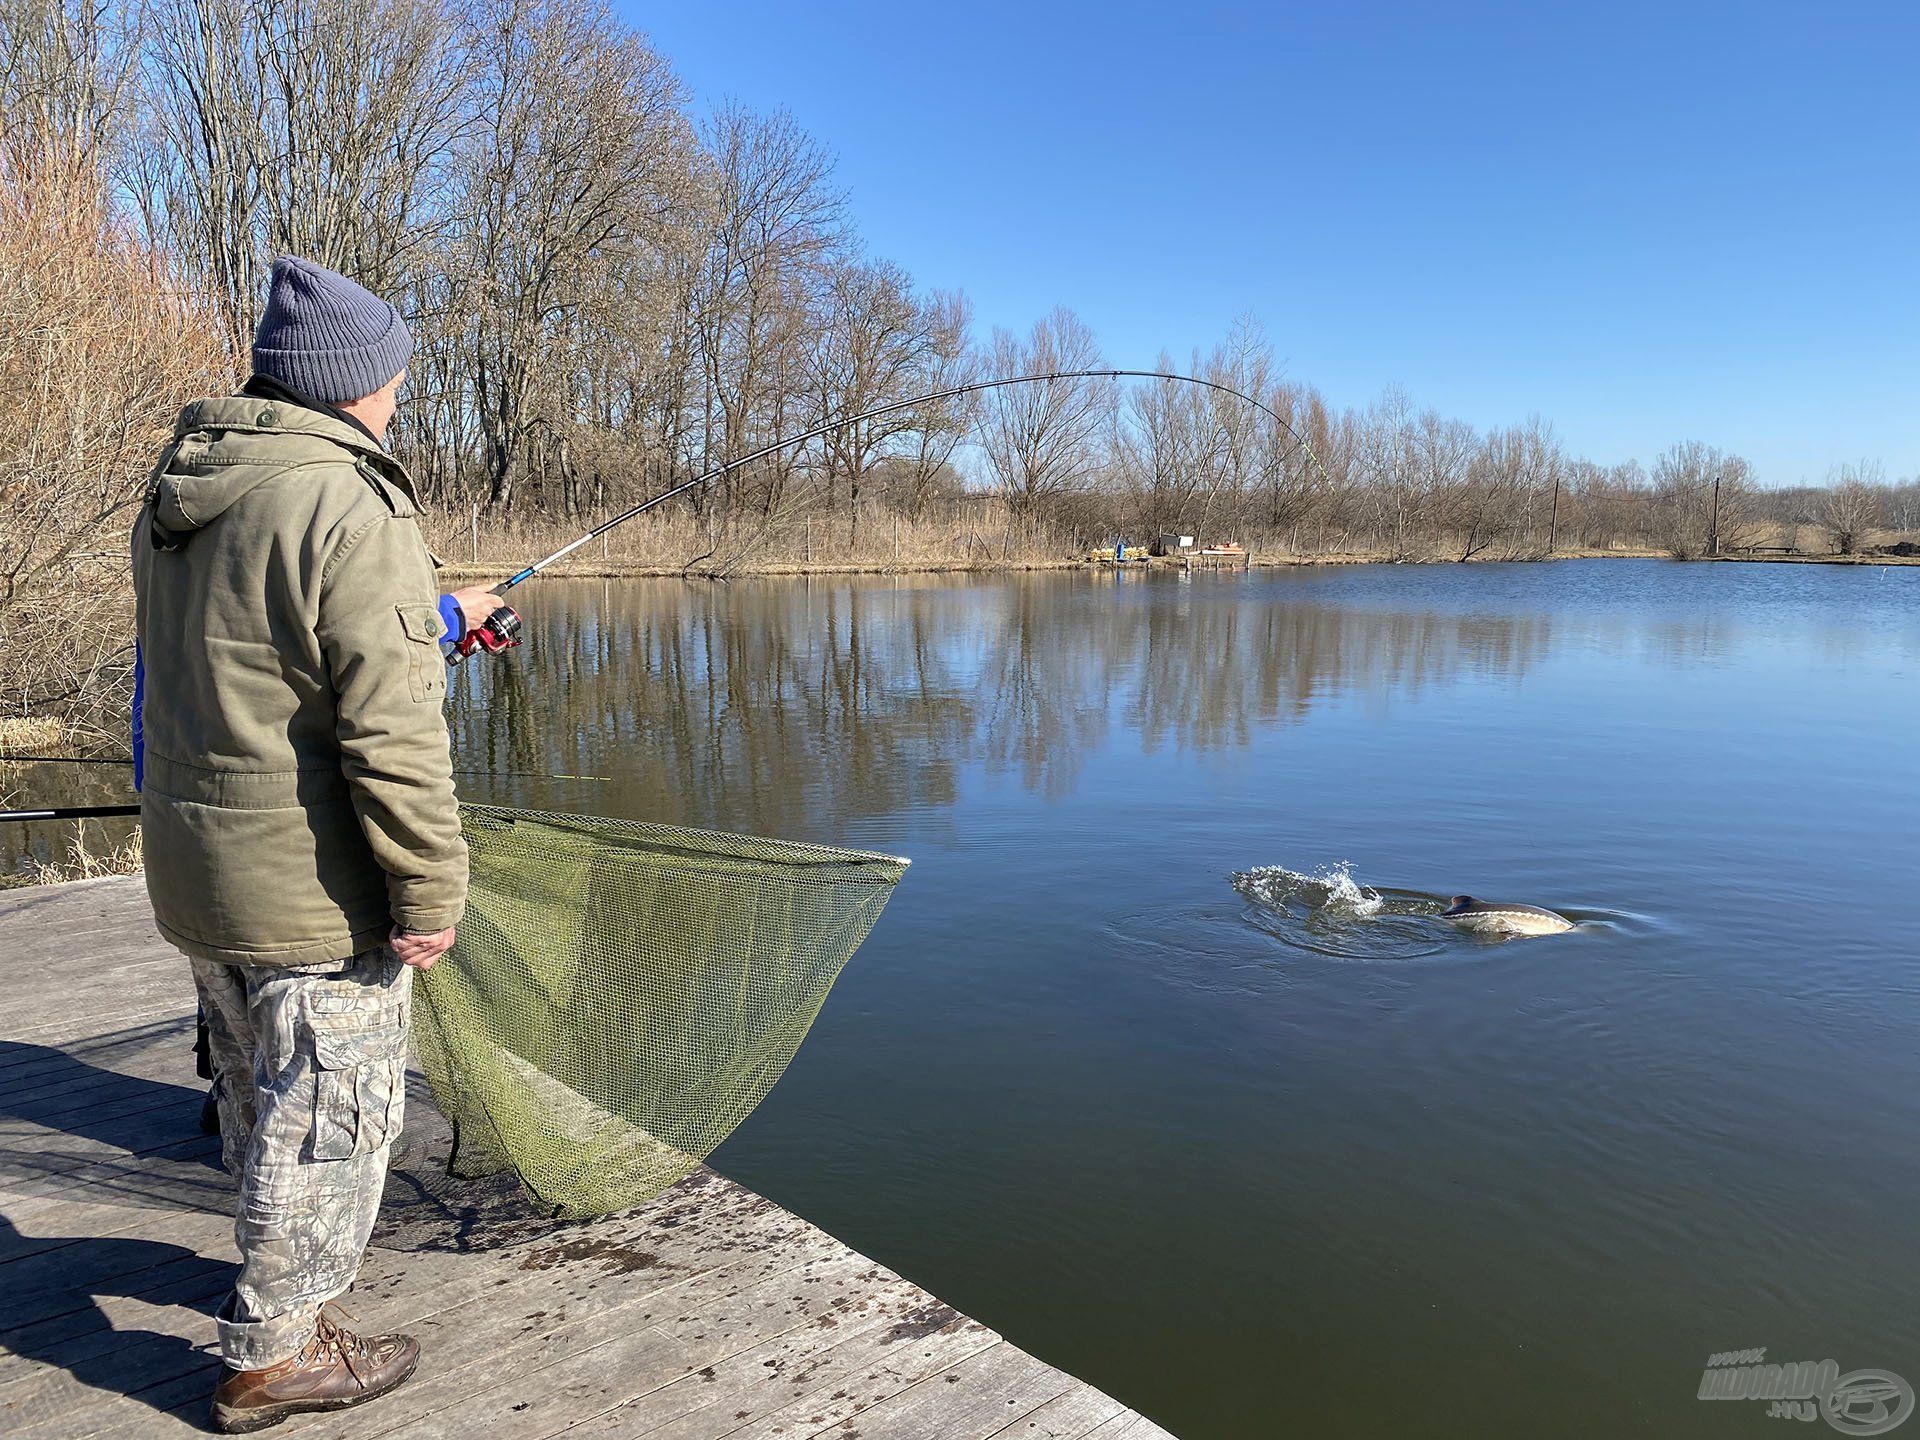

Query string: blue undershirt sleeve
437 593 465 648
131 643 144 791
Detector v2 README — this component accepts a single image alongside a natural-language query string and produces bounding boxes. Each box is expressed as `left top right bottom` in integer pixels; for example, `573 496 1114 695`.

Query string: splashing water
1231 863 1453 961
1250 862 1386 916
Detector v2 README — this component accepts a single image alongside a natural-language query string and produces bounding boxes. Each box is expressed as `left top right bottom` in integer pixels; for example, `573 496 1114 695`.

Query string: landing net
412 805 909 1218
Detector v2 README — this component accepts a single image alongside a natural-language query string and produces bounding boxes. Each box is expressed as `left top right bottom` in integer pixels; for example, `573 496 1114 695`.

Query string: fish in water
1440 895 1574 938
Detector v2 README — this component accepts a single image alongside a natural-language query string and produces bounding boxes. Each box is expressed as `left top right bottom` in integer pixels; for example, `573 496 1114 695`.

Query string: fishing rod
0 755 133 766
0 762 609 825
0 803 139 821
0 756 608 781
449 368 1324 661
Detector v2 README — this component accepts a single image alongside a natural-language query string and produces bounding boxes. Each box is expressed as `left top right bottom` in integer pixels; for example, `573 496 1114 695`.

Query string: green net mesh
412 805 909 1218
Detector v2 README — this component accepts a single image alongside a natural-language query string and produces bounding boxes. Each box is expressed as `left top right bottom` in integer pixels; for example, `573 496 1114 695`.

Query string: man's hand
446 585 502 637
390 925 456 970
447 587 503 637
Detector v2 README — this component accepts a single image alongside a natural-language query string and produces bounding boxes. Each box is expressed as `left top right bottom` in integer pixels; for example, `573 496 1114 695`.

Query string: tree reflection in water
445 571 1558 835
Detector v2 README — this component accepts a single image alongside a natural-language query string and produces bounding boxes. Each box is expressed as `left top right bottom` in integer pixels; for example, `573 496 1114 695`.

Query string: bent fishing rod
449 368 1323 662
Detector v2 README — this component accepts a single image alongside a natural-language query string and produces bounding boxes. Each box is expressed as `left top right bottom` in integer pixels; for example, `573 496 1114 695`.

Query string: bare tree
1448 420 1558 561
809 259 963 537
691 104 843 521
137 0 469 357
1820 461 1885 554
1355 387 1425 558
1115 353 1213 538
893 289 978 520
1652 441 1755 558
978 309 1114 522
0 71 226 732
1257 381 1326 545
0 0 135 166
1204 315 1276 539
452 0 701 513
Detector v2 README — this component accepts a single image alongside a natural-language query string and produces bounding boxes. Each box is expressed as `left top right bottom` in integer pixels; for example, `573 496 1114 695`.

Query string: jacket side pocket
396 602 447 704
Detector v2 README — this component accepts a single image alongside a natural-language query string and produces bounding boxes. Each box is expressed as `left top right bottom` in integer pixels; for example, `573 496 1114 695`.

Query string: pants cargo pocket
307 1014 409 1161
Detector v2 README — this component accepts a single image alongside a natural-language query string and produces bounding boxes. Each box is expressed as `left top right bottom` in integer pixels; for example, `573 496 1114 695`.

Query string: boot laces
309 1304 378 1381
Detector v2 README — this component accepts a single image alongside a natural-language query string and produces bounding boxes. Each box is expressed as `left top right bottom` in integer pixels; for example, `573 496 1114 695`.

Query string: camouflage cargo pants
190 949 411 1369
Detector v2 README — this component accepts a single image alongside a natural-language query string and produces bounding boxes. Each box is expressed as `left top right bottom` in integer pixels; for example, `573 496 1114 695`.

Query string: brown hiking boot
209 1308 420 1433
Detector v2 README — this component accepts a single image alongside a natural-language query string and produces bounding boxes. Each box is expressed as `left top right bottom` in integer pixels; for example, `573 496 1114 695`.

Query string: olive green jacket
131 395 467 966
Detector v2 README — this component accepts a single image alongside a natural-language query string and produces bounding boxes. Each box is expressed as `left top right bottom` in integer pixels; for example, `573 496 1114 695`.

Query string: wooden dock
0 876 1173 1440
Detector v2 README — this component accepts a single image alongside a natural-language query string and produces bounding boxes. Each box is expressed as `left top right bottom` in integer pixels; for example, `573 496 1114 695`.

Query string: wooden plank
0 1262 233 1387
0 1138 230 1236
0 1021 193 1085
982 1386 1128 1439
0 1081 208 1137
0 1252 232 1341
360 1247 899 1440
551 1274 949 1440
0 1188 223 1267
795 1342 1080 1440
637 1307 1001 1440
2 1052 196 1105
1081 1412 1180 1439
0 1206 232 1310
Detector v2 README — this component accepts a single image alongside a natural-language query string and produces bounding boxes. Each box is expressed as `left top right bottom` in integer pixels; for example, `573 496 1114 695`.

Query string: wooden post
1708 475 1721 556
1546 472 1561 554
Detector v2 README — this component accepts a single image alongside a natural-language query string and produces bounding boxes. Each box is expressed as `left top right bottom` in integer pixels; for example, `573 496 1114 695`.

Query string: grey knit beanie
251 256 412 403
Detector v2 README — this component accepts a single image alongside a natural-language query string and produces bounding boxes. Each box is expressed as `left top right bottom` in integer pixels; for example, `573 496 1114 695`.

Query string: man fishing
131 256 495 1433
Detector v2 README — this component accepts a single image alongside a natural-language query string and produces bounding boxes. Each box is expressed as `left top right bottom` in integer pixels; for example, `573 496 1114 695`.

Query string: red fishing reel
447 605 522 665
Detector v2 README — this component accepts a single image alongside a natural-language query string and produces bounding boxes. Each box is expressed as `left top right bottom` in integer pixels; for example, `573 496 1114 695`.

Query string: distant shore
1699 551 1920 566
435 545 1919 584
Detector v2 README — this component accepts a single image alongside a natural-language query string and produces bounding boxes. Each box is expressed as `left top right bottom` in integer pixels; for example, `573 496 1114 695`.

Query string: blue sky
625 1 1918 484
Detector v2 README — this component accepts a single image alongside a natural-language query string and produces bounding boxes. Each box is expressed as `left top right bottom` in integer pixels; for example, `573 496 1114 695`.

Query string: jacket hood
150 395 417 535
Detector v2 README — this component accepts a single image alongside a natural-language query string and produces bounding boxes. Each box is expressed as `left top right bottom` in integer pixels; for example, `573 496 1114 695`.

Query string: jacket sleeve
315 512 468 933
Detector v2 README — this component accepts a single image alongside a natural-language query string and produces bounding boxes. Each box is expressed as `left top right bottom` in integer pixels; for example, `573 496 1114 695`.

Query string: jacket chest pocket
308 1013 410 1161
396 602 447 703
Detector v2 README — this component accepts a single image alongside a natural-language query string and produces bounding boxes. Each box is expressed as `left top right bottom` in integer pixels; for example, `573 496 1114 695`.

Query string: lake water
451 559 1919 1438
15 559 1920 1436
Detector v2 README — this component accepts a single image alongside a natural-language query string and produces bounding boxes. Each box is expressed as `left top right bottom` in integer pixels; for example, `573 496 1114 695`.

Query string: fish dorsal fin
1448 895 1473 908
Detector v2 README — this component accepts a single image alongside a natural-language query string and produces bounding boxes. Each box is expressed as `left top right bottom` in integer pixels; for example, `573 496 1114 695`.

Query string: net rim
459 802 912 872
